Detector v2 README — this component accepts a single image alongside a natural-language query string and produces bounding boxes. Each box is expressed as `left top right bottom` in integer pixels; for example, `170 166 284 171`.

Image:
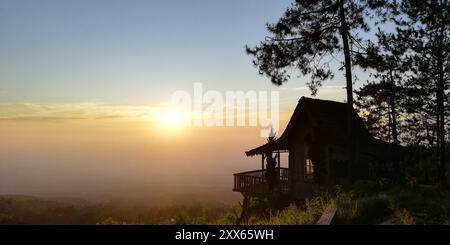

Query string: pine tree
394 0 450 183
355 30 412 145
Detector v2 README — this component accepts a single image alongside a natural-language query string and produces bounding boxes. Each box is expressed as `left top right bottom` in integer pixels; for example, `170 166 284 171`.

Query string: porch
233 167 289 195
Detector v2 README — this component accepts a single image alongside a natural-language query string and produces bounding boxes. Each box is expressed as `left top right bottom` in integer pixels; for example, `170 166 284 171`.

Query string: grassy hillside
242 183 450 225
1 183 450 225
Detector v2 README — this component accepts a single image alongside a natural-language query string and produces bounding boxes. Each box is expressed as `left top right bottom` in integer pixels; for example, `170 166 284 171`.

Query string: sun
159 111 183 126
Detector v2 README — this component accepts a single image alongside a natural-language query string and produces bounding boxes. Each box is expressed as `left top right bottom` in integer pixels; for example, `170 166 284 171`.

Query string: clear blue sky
0 0 351 106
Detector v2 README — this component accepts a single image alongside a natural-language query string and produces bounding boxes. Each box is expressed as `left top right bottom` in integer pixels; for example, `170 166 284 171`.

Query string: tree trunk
389 70 398 145
339 0 354 180
388 109 392 143
390 104 398 145
437 26 446 184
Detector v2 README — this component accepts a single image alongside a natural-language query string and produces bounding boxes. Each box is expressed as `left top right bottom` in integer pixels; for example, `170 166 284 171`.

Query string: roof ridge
299 96 347 105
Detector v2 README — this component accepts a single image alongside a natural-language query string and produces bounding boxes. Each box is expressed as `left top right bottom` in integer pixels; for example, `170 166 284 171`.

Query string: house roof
245 96 374 156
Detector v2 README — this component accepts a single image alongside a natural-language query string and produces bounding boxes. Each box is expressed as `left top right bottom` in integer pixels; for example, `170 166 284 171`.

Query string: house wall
289 140 344 199
285 109 376 200
289 135 330 199
287 111 324 199
289 141 304 194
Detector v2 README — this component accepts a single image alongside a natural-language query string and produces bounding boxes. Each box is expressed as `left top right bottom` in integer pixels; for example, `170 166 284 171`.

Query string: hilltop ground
1 182 450 225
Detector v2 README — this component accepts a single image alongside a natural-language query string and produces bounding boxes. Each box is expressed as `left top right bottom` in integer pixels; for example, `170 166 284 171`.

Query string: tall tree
355 30 413 145
246 0 386 180
394 0 450 183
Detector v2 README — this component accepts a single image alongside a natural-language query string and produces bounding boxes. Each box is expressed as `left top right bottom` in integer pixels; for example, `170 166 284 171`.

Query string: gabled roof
245 96 373 156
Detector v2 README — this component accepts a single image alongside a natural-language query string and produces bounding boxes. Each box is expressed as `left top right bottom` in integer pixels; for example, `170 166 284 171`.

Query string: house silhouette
233 96 405 201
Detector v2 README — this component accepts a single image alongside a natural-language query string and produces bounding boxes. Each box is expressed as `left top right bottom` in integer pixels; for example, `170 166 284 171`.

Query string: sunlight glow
159 111 183 126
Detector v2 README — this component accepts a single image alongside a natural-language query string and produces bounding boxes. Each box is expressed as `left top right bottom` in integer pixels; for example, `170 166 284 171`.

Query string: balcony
233 167 289 195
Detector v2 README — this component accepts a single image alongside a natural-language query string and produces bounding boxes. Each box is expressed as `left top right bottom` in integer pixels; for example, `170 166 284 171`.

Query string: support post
237 194 250 225
277 150 281 169
261 154 265 193
277 150 281 190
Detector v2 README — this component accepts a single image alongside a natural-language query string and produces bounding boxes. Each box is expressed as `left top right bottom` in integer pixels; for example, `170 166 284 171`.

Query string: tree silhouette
393 0 450 183
355 30 413 145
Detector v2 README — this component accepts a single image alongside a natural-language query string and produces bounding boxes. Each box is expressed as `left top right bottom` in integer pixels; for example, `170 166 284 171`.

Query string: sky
0 0 352 201
1 0 297 103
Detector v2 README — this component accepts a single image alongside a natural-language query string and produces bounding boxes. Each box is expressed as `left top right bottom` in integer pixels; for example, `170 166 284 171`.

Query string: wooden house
233 96 403 201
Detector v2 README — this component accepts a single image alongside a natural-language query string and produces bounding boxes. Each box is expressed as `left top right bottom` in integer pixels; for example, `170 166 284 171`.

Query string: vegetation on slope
240 182 450 225
1 182 450 225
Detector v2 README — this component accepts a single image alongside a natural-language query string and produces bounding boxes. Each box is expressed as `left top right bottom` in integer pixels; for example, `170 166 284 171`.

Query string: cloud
0 85 348 124
0 102 157 122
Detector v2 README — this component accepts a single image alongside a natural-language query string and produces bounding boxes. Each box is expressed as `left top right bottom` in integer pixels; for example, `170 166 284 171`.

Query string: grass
237 183 450 225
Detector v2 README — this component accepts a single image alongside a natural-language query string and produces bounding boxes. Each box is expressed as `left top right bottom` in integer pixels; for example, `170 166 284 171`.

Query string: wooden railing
233 168 289 195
